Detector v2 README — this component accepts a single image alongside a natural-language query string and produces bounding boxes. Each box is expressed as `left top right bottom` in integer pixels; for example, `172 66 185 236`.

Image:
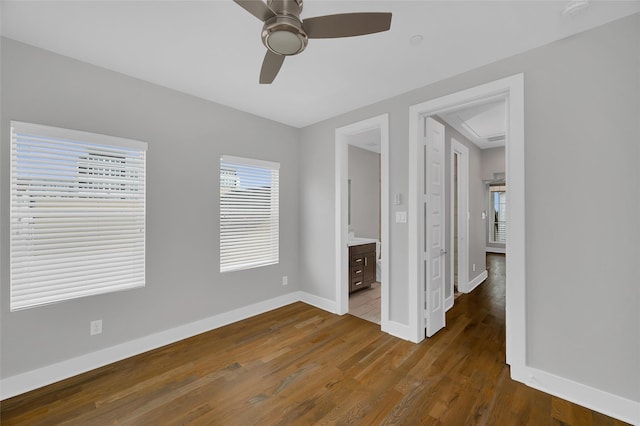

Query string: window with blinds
490 184 507 244
10 121 147 311
220 155 279 273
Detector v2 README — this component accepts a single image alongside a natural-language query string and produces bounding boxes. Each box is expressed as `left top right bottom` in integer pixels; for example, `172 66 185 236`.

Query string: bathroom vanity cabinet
349 242 376 293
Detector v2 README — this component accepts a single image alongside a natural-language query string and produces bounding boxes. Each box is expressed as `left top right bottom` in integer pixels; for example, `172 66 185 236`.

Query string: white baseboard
0 292 299 400
381 320 412 341
486 246 506 254
511 365 640 425
464 270 488 293
445 297 454 312
297 291 340 314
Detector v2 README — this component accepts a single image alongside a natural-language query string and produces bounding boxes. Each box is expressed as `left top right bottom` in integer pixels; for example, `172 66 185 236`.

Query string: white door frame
335 114 390 327
447 139 469 311
408 74 525 371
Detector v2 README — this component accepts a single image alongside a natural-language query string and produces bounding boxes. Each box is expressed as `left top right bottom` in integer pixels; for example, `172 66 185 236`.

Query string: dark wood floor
1 254 628 425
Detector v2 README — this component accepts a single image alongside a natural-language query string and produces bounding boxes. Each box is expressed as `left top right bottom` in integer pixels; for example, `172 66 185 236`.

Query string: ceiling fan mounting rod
267 0 303 18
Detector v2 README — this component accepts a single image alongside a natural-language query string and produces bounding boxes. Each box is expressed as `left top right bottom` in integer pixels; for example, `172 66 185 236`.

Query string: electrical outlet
282 276 288 286
90 320 102 336
473 264 476 272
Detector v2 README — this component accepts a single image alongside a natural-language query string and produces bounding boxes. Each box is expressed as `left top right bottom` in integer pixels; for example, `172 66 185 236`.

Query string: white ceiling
347 128 381 154
2 1 639 128
440 99 506 150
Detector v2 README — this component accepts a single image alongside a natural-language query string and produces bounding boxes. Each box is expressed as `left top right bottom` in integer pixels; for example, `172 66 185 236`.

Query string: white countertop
348 237 378 247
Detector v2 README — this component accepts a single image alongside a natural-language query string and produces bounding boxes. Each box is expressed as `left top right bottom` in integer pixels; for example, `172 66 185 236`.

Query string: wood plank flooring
0 254 629 425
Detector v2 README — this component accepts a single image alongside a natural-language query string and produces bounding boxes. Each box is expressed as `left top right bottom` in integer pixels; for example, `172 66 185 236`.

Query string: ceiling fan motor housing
262 0 308 56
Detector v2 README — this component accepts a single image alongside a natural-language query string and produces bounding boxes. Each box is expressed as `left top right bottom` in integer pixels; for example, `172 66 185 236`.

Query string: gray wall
481 146 505 182
299 14 639 401
348 145 380 240
0 38 300 378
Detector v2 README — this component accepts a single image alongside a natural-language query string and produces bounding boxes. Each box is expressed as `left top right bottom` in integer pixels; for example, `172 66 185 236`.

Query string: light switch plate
395 211 407 223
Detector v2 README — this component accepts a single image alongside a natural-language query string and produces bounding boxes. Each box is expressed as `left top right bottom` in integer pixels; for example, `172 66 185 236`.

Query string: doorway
448 139 469 311
346 133 382 324
408 74 525 370
335 114 390 329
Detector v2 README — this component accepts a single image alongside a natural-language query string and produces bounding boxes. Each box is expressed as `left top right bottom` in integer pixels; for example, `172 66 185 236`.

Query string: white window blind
10 121 147 311
220 155 279 273
490 184 507 244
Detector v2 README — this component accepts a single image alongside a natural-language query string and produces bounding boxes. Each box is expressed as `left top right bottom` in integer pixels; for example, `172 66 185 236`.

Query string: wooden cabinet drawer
350 266 364 279
348 242 377 294
350 254 365 266
350 277 366 292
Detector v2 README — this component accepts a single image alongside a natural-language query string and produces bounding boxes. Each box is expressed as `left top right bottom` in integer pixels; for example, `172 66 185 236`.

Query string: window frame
9 121 147 311
219 155 280 273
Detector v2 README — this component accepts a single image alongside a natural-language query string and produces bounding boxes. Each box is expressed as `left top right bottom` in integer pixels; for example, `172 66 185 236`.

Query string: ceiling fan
233 0 392 84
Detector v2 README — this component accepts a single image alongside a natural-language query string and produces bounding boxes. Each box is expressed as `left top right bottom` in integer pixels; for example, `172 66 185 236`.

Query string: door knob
440 249 447 255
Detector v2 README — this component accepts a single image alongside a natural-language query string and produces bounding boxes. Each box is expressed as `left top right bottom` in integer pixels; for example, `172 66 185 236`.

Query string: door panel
424 117 446 337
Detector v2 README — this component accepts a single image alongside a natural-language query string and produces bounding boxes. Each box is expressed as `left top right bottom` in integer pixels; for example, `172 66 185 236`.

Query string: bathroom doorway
335 114 389 330
346 135 382 324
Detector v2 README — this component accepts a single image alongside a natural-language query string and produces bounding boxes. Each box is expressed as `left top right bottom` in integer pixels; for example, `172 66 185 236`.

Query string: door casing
334 114 389 328
408 74 525 372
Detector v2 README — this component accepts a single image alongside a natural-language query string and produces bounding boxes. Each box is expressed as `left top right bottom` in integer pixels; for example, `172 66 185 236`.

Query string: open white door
424 117 446 337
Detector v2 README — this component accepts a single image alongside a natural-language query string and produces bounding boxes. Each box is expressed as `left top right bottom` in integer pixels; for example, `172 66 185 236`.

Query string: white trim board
450 139 470 307
464 270 488 294
0 291 330 400
298 291 339 314
381 320 412 342
511 366 640 425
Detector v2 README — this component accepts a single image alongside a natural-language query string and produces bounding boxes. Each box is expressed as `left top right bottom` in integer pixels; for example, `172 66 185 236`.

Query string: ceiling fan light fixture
266 30 305 55
262 15 308 55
